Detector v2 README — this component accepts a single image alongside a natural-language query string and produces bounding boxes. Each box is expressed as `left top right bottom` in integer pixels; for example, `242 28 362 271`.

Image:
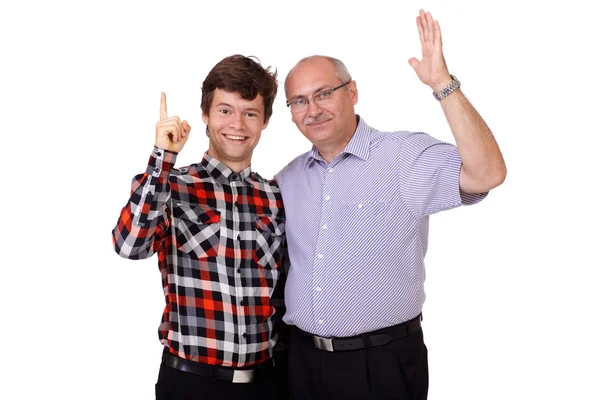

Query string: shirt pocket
173 202 221 259
253 215 285 270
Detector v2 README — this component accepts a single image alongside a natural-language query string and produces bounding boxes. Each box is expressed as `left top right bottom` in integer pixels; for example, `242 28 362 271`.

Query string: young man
276 10 507 400
112 55 286 400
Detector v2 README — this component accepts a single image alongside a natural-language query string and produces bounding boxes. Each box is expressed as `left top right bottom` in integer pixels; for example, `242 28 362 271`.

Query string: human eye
292 99 308 107
218 108 231 115
244 112 258 118
316 90 331 100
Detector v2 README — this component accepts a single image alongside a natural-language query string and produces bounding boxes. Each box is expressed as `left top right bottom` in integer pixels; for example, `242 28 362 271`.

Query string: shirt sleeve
398 132 487 218
112 147 178 259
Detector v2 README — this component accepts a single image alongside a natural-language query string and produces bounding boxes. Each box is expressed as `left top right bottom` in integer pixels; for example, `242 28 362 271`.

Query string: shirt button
154 168 160 173
237 268 241 273
317 319 324 325
317 254 323 259
358 203 363 209
324 195 330 201
243 332 248 338
315 287 322 292
156 152 162 157
327 167 334 173
321 224 328 230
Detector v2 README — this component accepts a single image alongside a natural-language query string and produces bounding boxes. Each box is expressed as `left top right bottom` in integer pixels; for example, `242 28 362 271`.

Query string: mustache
303 113 333 126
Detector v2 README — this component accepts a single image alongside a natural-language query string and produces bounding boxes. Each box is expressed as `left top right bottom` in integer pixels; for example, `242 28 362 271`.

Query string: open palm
408 10 452 92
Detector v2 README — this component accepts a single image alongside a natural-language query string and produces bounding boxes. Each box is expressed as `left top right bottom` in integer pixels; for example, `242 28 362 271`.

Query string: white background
1 0 598 399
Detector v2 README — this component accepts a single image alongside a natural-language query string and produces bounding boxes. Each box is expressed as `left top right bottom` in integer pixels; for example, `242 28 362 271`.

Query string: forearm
440 89 506 193
112 147 175 259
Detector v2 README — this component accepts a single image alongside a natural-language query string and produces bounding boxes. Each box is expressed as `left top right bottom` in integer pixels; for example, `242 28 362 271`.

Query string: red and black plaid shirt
112 147 286 367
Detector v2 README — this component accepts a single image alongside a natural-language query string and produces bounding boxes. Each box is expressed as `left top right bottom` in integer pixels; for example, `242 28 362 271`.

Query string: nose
306 99 322 117
229 113 243 130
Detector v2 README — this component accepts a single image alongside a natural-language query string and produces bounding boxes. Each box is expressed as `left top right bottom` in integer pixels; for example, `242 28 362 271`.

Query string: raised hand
408 9 453 92
155 92 191 153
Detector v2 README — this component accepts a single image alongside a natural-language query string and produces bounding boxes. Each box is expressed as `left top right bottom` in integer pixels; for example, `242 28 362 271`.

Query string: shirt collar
305 115 371 168
201 152 252 185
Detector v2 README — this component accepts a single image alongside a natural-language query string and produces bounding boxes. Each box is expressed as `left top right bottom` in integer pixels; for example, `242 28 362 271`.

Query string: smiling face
202 88 268 172
285 57 358 160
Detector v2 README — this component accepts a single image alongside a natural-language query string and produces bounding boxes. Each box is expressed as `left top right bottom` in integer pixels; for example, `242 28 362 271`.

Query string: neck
317 141 350 163
227 162 250 173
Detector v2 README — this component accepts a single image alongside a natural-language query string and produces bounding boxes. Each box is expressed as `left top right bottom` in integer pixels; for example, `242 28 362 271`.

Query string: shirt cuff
146 146 177 181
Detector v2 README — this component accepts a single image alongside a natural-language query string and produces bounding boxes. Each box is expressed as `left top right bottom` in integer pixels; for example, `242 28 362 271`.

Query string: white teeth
226 135 246 141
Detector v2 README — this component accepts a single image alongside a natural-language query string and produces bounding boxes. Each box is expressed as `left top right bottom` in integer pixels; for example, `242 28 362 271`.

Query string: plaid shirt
112 147 286 367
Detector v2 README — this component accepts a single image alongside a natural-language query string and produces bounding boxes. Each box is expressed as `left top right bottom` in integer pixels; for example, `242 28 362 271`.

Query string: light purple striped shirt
275 116 487 337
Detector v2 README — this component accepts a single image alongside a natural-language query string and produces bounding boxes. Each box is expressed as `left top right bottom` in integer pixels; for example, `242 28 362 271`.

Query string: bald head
284 55 352 98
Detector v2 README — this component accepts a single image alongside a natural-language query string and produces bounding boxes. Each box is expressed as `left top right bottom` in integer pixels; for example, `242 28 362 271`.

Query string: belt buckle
313 336 334 352
232 369 254 383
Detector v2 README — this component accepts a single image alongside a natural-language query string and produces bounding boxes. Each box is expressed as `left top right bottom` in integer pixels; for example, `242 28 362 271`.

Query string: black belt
161 348 273 383
296 314 422 352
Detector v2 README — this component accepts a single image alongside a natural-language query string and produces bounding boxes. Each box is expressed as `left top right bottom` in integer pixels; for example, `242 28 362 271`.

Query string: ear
202 112 209 125
349 80 358 105
262 118 270 131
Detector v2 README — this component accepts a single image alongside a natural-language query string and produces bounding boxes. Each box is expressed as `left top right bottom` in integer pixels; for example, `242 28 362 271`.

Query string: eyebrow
289 85 335 100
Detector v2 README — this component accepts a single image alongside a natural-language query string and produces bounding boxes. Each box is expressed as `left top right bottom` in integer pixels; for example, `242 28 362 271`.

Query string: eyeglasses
286 81 351 112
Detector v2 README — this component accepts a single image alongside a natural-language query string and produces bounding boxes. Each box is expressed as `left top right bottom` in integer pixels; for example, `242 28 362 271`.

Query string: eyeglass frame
285 81 352 110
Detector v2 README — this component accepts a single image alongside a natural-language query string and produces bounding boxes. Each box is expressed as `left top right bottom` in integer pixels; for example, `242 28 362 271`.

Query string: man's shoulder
274 151 311 183
168 162 207 178
369 127 454 152
250 171 281 192
369 127 416 145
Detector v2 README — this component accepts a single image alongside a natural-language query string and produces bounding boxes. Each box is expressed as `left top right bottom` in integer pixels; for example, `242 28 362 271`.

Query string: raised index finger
160 92 168 121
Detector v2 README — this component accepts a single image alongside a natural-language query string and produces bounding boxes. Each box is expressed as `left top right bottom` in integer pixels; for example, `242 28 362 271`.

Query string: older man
275 10 506 400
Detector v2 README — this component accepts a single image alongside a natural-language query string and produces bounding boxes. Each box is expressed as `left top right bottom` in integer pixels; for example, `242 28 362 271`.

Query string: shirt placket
312 161 337 333
230 181 248 358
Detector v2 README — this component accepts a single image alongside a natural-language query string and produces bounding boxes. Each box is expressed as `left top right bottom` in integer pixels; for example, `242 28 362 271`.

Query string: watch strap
432 75 461 101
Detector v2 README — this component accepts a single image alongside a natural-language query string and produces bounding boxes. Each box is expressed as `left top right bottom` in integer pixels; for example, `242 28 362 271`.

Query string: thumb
408 57 419 71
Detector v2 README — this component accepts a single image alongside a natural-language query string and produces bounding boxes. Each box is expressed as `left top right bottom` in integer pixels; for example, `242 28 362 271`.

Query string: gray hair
284 55 352 96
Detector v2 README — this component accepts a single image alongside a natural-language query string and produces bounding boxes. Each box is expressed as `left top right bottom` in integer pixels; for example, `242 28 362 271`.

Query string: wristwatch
432 75 461 101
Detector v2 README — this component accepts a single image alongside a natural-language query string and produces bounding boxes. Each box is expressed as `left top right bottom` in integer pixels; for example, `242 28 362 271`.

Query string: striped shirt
275 116 486 337
112 147 285 367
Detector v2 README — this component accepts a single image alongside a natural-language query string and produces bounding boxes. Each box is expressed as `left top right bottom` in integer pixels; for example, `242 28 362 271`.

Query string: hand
155 92 191 153
408 9 453 92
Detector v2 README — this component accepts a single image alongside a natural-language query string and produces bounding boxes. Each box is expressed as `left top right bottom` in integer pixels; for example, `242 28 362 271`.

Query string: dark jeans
155 360 287 400
288 327 429 400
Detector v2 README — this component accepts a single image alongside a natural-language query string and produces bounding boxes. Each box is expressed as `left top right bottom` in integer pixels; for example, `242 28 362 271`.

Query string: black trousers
155 361 287 400
288 326 429 400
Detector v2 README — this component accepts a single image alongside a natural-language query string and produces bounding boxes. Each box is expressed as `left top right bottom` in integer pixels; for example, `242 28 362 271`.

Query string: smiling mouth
224 134 248 141
307 119 330 127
